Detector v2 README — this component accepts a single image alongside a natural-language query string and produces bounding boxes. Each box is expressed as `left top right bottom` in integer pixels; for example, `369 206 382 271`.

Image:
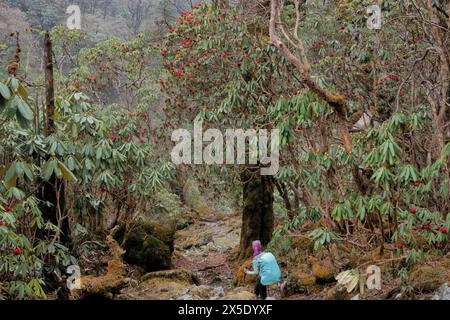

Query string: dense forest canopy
0 0 449 301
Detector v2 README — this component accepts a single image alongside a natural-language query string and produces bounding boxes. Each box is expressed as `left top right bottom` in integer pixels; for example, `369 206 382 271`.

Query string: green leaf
0 82 11 99
22 163 34 181
10 77 19 91
8 187 25 200
4 162 17 182
56 159 77 182
41 159 56 181
5 96 19 117
17 99 33 121
16 112 30 129
17 83 28 101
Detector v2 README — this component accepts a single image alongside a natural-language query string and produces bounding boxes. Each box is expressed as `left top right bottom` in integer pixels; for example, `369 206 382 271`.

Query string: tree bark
238 166 274 260
44 32 55 136
42 31 70 244
275 180 294 220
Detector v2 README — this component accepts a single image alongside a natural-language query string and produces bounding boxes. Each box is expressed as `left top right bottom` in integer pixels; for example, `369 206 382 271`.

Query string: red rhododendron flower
4 206 13 212
394 242 405 249
408 208 417 214
438 227 448 234
435 243 444 249
13 248 22 255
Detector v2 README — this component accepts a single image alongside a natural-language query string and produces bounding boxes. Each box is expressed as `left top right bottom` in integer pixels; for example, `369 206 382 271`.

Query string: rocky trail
116 211 262 300
172 215 239 290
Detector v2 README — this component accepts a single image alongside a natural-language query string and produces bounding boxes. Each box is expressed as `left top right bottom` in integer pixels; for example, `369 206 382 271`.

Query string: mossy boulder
309 257 336 282
177 232 213 250
141 269 199 285
233 259 257 286
292 272 316 287
326 284 353 300
283 264 318 296
114 221 175 272
119 278 190 300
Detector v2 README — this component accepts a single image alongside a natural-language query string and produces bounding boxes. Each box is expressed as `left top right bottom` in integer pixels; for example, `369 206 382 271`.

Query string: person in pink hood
244 240 281 300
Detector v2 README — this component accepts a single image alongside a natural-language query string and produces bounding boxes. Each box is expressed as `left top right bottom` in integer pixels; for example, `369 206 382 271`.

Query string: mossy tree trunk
238 166 274 260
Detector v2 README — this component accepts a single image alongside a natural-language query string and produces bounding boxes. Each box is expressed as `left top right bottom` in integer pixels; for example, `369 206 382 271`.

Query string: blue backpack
253 252 281 286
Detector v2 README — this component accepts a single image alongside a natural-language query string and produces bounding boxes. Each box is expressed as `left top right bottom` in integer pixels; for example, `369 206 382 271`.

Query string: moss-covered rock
141 269 199 285
114 221 175 272
309 256 336 282
119 277 190 300
326 284 352 300
292 271 317 287
233 259 257 286
283 264 318 296
177 232 213 250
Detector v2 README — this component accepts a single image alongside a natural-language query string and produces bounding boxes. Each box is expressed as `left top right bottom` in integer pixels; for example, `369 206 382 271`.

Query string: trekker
244 240 281 300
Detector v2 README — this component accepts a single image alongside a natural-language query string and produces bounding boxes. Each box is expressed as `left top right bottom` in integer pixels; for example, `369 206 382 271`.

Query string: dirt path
172 212 241 293
117 211 249 300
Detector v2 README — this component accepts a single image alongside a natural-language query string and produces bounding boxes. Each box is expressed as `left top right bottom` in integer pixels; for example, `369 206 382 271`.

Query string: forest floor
76 204 449 300
172 211 240 295
116 209 331 300
117 210 269 300
89 193 449 300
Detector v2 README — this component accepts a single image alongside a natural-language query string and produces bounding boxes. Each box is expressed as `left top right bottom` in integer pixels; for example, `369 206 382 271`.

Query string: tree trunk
238 166 274 260
274 180 294 220
44 32 55 136
41 32 70 244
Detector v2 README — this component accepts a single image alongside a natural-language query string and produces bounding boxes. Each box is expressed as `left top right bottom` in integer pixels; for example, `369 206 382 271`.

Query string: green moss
114 221 175 272
233 260 257 286
155 189 184 219
183 178 212 215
